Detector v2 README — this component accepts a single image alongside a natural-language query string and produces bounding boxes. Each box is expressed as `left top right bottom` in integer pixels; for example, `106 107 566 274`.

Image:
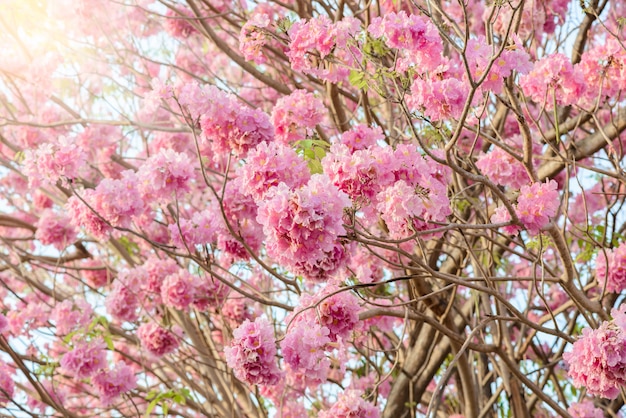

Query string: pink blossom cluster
368 11 442 73
105 280 140 322
520 53 585 109
137 149 194 202
564 306 626 399
377 146 451 238
92 363 137 406
322 143 393 208
271 90 325 144
256 175 351 279
23 135 87 187
164 7 197 39
516 180 560 234
567 400 604 418
52 299 93 336
476 146 529 189
579 38 626 107
178 83 274 158
67 171 144 239
137 322 179 357
492 180 559 235
215 181 265 262
464 36 532 94
239 12 271 64
318 389 380 418
287 16 361 82
293 284 361 342
0 366 14 406
169 209 218 249
596 243 626 293
280 319 331 387
292 241 350 281
160 270 229 311
60 339 108 379
236 141 310 200
340 124 384 152
408 76 468 121
35 210 77 250
224 317 282 386
142 257 180 295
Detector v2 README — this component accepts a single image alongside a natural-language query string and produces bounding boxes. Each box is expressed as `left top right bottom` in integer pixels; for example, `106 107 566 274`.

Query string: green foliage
295 138 329 175
145 388 191 417
348 70 368 91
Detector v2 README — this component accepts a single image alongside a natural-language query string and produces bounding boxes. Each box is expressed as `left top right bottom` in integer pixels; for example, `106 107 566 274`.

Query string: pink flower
271 90 325 144
340 124 384 152
292 284 361 342
596 243 626 293
368 11 443 73
60 340 107 379
318 389 380 418
23 136 87 188
52 299 93 336
281 319 330 387
161 271 196 310
516 180 559 235
0 366 14 406
239 12 271 64
256 175 350 276
92 363 137 406
138 149 194 202
224 317 282 386
35 210 77 250
137 322 179 357
567 400 603 418
520 53 585 109
476 147 529 189
237 141 310 200
0 315 7 333
564 308 626 399
105 281 140 322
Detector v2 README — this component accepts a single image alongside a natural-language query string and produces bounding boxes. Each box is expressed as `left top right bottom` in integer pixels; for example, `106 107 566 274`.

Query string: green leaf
103 333 114 350
145 399 158 417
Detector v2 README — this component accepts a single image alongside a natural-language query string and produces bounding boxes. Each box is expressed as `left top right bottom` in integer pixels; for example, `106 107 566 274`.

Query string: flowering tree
2 0 626 416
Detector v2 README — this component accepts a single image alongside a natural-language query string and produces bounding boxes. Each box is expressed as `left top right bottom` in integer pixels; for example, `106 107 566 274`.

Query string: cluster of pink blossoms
35 210 77 250
564 306 626 399
567 401 604 418
236 141 310 200
476 146 529 189
280 319 331 388
368 11 442 73
52 299 93 336
292 285 361 342
0 366 14 406
256 175 351 279
239 12 271 65
177 83 274 158
319 389 380 418
224 317 282 386
160 270 229 311
23 135 87 188
137 149 194 202
287 15 360 82
596 243 626 293
92 363 137 406
520 53 585 109
60 340 108 379
492 180 560 235
106 280 140 322
67 170 145 239
271 90 325 144
137 322 179 357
